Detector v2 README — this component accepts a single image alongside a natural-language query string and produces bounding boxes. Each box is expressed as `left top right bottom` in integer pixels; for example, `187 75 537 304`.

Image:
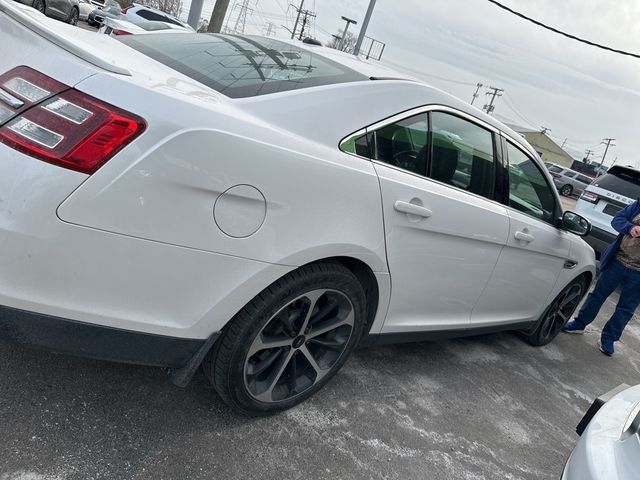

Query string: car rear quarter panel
58 73 388 272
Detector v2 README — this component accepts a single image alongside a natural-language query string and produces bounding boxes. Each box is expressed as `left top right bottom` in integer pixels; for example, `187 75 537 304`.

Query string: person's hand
630 226 640 238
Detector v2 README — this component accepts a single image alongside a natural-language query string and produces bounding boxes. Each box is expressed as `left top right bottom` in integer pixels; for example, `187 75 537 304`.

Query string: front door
472 140 571 324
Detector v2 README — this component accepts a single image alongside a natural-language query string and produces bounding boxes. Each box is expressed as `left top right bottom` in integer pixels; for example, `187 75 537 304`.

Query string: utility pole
470 82 483 105
231 0 253 34
264 21 276 36
187 0 204 29
338 16 358 51
291 0 304 39
583 149 594 163
297 9 316 40
600 138 616 168
540 126 551 135
483 86 503 115
208 0 231 33
354 0 377 56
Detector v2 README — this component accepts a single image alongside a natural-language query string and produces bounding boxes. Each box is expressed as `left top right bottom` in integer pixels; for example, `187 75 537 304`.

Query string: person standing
563 199 640 356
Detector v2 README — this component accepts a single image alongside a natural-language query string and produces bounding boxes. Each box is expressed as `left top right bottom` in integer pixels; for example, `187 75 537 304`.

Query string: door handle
514 230 535 243
394 201 433 218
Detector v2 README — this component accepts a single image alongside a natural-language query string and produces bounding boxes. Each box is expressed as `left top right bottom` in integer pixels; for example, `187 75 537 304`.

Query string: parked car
120 3 189 28
562 384 640 479
575 165 640 254
86 0 118 26
98 15 193 35
0 1 596 415
547 164 593 197
13 0 79 24
77 0 97 21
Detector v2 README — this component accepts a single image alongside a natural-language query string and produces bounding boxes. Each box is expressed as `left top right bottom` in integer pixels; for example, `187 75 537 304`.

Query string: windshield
118 34 367 98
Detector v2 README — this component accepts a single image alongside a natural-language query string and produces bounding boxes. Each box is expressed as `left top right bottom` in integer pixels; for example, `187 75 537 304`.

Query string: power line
486 0 640 60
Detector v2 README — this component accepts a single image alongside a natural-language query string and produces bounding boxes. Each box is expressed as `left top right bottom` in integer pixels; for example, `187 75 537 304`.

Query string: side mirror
561 211 591 237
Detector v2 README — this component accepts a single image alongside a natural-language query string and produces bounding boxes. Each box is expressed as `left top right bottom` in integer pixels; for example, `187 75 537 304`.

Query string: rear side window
577 174 592 184
430 112 495 198
119 34 367 98
548 165 562 173
369 113 429 175
564 171 576 178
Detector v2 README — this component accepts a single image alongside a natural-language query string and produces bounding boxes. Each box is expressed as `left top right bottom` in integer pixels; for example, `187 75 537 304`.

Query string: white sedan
563 384 640 479
0 0 595 414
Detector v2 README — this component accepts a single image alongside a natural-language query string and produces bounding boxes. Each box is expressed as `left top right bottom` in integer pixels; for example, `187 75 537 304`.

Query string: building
512 128 575 168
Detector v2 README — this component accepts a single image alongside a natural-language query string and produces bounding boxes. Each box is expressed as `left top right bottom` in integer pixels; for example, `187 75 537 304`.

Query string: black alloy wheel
561 184 573 197
204 262 366 415
525 277 586 346
243 289 354 403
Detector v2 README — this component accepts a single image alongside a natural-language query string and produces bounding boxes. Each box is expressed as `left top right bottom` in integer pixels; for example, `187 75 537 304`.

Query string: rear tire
67 7 79 25
524 276 587 346
32 0 45 13
204 262 366 416
560 184 573 197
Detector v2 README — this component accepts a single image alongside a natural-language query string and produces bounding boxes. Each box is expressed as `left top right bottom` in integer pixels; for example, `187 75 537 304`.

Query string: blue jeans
575 259 640 341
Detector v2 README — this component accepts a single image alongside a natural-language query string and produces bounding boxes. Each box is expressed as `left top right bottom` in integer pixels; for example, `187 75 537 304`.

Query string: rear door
365 108 510 333
472 139 571 325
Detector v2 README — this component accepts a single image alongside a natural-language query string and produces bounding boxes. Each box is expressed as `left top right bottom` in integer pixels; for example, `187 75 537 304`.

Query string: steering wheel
392 150 419 170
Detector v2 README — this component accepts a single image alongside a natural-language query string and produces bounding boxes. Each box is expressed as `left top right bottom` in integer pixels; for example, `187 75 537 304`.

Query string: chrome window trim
339 104 536 159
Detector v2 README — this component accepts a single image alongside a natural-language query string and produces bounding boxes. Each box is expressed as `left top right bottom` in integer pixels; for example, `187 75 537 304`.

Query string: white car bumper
562 384 640 480
0 144 291 367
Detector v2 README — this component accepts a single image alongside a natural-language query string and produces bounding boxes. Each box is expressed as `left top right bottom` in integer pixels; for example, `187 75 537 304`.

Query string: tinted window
564 171 576 178
507 143 556 223
593 170 640 199
430 112 495 198
119 34 367 98
135 9 182 25
341 132 372 158
577 174 592 184
548 165 562 173
370 113 428 175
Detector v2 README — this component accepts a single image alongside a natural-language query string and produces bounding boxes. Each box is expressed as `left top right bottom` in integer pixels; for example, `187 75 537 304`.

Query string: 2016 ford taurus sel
0 0 596 415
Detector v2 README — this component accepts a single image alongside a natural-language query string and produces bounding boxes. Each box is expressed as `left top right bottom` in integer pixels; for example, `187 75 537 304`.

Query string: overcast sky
182 0 640 167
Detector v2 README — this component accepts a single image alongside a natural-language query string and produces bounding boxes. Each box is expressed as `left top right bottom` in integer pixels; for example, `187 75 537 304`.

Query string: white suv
574 166 640 254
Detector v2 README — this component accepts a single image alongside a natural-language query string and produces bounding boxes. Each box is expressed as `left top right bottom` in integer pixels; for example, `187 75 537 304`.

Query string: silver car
547 164 593 197
14 0 80 24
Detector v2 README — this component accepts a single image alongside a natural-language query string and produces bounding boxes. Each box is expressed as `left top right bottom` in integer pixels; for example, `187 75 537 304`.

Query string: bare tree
325 30 357 53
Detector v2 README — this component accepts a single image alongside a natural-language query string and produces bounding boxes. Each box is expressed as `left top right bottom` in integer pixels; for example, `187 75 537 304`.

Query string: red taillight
112 29 132 35
121 7 130 13
551 173 561 179
0 66 145 174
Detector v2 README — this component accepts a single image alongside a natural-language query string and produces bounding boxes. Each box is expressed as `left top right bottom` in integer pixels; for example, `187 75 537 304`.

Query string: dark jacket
600 199 640 271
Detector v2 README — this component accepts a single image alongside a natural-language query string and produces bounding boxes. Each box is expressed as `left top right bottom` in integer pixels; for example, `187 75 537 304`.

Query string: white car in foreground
563 384 640 479
0 0 595 414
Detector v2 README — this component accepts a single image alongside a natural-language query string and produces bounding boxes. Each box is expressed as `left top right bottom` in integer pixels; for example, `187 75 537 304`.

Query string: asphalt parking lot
2 196 640 480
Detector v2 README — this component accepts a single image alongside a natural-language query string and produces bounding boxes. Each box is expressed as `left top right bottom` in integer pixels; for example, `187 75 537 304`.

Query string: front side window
370 113 428 175
430 112 495 198
507 142 556 223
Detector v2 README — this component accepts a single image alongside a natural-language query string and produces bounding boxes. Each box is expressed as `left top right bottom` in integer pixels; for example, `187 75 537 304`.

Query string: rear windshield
118 34 367 98
593 167 640 199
